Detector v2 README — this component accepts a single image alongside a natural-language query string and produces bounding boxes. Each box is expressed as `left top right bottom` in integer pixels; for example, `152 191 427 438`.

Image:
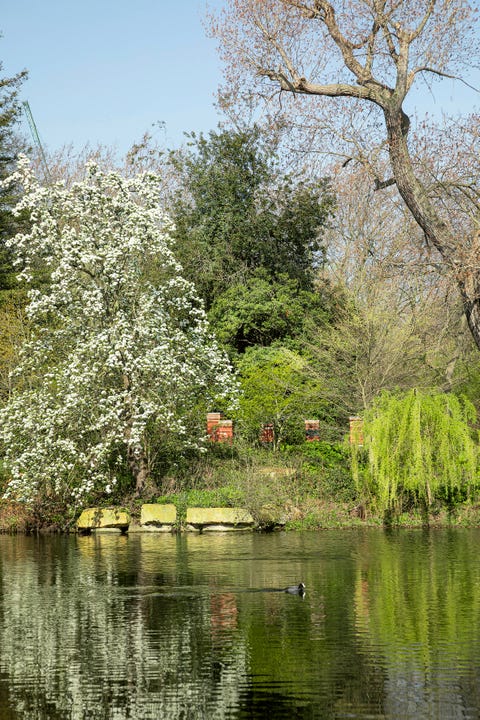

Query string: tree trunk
384 106 480 352
456 269 480 353
127 444 149 496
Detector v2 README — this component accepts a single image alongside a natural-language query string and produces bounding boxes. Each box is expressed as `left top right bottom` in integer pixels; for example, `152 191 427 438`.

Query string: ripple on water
1 530 480 719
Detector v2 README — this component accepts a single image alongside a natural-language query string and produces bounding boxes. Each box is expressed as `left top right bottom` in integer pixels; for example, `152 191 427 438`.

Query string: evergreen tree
170 127 335 310
208 270 330 353
0 60 28 294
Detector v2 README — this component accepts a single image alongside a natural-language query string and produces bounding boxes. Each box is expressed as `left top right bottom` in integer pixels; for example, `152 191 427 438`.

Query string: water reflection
0 530 479 718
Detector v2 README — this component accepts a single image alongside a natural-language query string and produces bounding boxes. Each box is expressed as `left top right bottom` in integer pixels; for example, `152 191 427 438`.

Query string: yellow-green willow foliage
353 531 480 671
354 390 479 513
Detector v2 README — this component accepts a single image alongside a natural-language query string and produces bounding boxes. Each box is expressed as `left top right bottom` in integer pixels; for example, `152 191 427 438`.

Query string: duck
284 582 305 595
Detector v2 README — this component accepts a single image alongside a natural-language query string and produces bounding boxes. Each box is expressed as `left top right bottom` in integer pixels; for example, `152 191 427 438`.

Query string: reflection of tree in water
3 530 479 718
233 534 386 718
353 529 480 719
0 531 387 719
0 534 249 719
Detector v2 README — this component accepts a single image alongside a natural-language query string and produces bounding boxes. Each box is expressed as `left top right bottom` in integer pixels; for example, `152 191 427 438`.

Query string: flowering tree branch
0 158 238 504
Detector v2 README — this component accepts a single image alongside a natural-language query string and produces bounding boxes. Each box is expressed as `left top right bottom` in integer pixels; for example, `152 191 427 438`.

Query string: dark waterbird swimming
240 582 306 597
284 582 306 596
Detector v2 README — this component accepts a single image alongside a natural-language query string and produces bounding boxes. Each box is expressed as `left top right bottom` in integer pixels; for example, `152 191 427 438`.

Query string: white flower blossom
0 159 238 503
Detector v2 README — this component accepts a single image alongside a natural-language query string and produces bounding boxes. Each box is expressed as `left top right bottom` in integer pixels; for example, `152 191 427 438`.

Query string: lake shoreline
2 497 480 533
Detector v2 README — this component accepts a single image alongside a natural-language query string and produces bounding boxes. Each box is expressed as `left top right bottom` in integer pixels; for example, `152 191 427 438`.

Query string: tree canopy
170 126 335 310
0 158 237 505
354 389 479 517
236 344 329 447
211 0 480 352
209 270 330 353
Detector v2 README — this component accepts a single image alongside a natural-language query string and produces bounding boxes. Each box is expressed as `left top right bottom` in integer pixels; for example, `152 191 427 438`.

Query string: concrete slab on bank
76 505 274 533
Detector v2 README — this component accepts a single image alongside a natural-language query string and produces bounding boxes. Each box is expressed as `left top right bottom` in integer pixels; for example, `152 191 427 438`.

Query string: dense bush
285 441 356 502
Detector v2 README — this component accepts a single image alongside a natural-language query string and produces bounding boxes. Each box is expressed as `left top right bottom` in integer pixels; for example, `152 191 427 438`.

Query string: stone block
77 507 130 532
140 504 177 528
92 527 123 534
186 507 254 531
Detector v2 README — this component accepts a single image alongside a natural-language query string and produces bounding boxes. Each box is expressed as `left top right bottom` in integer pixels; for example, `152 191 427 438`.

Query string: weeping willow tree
353 390 479 519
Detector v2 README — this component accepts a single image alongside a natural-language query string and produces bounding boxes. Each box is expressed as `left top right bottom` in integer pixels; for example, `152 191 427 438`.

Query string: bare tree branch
374 177 397 190
409 65 480 92
406 0 437 42
211 0 480 350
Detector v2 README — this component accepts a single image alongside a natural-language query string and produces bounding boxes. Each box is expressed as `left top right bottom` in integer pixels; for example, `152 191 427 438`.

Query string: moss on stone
77 507 130 531
140 504 177 527
186 507 254 528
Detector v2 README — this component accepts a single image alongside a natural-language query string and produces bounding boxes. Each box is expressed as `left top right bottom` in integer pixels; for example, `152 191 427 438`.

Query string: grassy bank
4 496 480 533
3 440 480 532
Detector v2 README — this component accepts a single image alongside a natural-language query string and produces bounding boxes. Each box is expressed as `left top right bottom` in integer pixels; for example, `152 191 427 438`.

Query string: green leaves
235 345 328 448
170 127 335 312
209 271 328 353
356 389 479 516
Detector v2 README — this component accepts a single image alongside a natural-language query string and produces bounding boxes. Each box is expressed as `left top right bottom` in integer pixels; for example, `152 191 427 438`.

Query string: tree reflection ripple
0 529 479 719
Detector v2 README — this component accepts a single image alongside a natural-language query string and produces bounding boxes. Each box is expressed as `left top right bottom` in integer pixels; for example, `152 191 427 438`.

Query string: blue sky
2 0 226 156
2 1 479 159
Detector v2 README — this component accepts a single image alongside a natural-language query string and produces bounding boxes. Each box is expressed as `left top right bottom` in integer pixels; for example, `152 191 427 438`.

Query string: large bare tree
310 168 474 411
211 0 480 349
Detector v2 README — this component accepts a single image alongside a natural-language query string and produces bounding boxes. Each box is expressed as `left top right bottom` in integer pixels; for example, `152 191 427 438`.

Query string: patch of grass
283 500 372 529
0 501 36 533
155 485 246 525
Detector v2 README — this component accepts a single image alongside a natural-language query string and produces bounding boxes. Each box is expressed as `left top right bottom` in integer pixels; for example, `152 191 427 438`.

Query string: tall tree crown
211 1 480 352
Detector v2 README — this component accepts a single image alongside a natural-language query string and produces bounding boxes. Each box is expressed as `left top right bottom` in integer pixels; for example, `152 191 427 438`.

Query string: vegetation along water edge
2 7 480 533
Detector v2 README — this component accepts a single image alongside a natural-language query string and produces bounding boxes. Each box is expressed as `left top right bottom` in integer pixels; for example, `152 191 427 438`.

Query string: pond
0 528 480 719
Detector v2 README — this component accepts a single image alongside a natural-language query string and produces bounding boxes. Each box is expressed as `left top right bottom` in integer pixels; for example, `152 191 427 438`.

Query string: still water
0 528 480 719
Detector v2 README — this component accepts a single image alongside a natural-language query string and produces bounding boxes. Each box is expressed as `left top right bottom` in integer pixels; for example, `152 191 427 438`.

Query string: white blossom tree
0 158 237 504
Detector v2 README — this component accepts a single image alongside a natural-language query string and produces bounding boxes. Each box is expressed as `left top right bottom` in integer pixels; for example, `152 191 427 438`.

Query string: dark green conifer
0 60 28 297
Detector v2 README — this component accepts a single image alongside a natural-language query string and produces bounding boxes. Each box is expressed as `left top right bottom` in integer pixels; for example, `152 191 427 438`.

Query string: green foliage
296 440 348 467
450 357 480 416
284 506 356 530
169 125 342 446
355 389 479 516
156 485 245 524
285 441 356 501
235 345 330 448
209 270 329 353
151 441 352 524
170 126 335 310
0 61 29 297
